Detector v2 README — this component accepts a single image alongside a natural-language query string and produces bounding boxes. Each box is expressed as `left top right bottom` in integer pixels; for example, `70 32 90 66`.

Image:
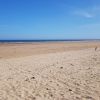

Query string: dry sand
0 42 100 100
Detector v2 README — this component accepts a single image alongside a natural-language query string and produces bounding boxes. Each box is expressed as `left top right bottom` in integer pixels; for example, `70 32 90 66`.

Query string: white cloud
74 11 94 18
73 6 100 18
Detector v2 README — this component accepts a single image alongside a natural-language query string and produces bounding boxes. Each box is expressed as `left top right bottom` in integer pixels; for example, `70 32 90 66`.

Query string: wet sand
0 41 100 100
0 41 100 59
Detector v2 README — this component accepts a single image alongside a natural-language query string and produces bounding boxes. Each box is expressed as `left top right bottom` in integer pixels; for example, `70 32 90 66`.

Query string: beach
0 41 100 59
0 41 100 100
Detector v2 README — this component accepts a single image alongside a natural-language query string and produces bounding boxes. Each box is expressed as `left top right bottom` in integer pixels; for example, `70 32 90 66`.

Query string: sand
0 42 100 100
0 41 100 58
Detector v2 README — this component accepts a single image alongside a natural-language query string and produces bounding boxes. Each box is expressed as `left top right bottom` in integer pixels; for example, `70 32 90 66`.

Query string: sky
0 0 100 39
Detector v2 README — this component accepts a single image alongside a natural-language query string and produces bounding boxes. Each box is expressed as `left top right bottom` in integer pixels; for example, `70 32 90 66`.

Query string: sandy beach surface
0 41 100 100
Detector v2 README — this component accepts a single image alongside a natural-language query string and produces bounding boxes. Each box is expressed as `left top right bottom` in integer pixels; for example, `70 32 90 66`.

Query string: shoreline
0 41 100 59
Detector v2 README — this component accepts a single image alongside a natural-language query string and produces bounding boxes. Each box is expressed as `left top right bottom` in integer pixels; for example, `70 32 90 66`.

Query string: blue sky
0 0 100 39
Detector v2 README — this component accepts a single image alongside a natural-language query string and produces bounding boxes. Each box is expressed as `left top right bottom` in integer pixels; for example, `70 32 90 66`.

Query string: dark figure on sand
95 47 98 51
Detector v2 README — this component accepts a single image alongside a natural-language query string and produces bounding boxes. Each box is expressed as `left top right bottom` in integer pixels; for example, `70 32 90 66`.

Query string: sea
0 39 99 43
